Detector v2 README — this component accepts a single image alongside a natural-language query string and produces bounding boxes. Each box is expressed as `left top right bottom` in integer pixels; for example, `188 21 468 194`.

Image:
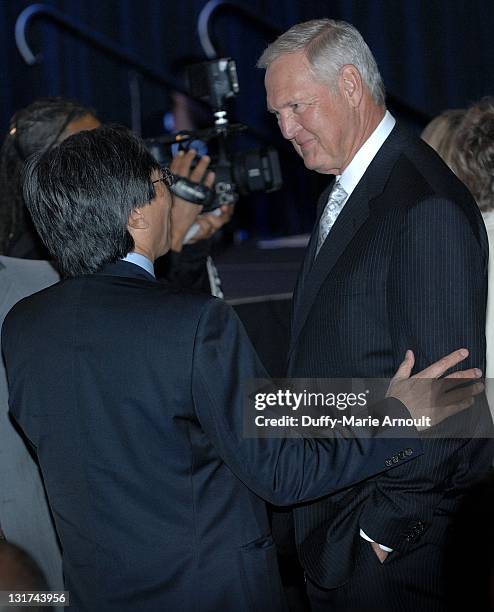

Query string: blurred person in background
422 100 494 379
0 540 48 590
0 540 49 612
0 98 100 259
421 109 465 172
453 99 494 382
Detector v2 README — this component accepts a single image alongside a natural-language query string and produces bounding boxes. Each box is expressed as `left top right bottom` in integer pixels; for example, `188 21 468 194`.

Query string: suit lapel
291 181 334 323
290 178 370 356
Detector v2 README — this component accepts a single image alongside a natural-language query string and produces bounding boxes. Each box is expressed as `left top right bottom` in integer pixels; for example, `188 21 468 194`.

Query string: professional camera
145 58 282 212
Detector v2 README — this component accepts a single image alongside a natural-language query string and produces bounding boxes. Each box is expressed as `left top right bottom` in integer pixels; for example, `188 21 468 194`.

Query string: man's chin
303 157 334 175
301 153 316 169
296 146 335 174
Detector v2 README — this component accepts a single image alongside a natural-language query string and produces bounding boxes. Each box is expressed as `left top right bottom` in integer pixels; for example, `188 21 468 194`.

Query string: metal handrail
198 0 280 59
15 3 185 95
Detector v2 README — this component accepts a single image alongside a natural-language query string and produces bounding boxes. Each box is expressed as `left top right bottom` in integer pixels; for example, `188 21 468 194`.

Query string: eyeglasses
152 166 176 188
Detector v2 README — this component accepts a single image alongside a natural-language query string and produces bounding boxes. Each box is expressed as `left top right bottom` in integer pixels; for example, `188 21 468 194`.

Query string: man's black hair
23 125 161 277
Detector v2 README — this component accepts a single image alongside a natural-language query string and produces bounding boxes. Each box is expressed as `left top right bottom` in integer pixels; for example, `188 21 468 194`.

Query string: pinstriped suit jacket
286 123 492 588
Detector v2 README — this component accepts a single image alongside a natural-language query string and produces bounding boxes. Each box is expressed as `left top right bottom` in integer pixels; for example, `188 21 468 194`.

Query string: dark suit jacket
1 260 421 612
286 123 491 588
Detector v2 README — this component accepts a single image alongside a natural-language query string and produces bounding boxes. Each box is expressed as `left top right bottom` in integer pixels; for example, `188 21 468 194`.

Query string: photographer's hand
169 149 215 251
187 204 235 243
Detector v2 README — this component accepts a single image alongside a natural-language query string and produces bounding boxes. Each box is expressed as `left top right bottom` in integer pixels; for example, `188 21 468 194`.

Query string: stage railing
15 3 187 134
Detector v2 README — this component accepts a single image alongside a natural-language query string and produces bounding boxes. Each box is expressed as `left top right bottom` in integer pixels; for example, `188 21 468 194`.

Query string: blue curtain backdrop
1 0 493 237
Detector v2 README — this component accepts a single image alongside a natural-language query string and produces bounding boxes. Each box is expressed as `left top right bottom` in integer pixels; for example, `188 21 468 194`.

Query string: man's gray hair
257 19 385 106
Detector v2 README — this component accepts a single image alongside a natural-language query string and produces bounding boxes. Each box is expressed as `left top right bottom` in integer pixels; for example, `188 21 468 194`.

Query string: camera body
145 58 282 212
146 137 282 212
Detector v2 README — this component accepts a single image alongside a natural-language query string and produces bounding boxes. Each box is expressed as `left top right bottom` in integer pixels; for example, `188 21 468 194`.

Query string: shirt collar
338 110 396 198
122 252 155 278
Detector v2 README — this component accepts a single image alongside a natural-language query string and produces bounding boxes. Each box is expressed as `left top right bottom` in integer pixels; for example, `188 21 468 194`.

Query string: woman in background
421 108 465 170
452 98 494 378
0 98 100 259
423 101 494 378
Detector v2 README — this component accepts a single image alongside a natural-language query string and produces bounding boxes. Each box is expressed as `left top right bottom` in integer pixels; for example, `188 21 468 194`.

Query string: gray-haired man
258 18 491 611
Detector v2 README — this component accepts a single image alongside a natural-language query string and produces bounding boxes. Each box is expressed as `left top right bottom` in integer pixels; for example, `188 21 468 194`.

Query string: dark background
1 0 493 238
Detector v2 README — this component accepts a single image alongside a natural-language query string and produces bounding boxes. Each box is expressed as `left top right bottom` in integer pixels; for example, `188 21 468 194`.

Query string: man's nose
278 113 299 140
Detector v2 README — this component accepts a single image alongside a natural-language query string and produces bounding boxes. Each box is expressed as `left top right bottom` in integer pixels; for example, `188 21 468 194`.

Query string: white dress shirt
337 110 396 202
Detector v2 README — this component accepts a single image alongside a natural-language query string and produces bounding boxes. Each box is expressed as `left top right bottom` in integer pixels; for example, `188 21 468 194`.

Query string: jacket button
398 450 406 460
385 459 393 467
405 448 413 456
392 455 399 463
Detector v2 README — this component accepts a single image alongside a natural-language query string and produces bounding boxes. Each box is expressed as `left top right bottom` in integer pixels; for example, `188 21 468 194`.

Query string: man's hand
169 149 215 252
187 205 235 243
370 541 388 563
369 348 482 562
387 348 484 429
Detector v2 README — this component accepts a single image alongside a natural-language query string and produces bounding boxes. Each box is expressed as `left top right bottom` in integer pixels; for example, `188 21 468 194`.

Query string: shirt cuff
359 528 393 552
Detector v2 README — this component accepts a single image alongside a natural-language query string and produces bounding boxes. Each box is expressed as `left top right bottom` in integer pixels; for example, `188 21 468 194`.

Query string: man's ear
339 64 363 108
127 208 149 231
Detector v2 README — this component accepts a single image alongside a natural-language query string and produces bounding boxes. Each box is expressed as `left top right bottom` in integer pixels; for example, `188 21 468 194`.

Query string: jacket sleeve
191 297 422 506
154 240 213 293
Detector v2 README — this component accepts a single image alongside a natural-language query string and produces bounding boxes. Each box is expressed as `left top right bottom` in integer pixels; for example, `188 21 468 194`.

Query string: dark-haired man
0 97 227 596
1 126 479 611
